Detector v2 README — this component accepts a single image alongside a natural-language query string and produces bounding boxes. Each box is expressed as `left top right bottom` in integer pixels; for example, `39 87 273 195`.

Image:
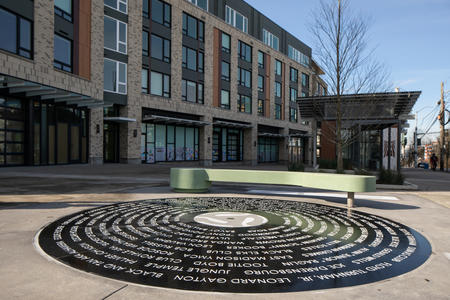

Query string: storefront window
258 137 279 162
212 127 243 162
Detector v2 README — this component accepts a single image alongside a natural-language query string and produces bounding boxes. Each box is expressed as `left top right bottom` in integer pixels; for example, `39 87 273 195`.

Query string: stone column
199 115 213 167
243 124 258 166
89 107 103 164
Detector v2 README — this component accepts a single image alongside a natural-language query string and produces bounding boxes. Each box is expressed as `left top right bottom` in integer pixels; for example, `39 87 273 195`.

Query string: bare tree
310 0 391 171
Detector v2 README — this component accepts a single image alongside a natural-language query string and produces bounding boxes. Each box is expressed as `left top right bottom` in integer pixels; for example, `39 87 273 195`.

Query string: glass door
104 122 119 163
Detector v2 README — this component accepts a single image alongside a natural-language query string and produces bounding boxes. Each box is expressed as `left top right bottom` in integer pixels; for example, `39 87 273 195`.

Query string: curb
376 181 419 191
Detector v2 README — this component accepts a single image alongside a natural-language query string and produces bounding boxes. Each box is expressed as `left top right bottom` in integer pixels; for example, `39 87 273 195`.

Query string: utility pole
439 82 445 171
414 113 418 168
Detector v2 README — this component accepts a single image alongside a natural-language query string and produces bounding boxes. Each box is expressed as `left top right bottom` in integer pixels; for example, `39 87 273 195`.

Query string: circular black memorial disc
37 197 431 293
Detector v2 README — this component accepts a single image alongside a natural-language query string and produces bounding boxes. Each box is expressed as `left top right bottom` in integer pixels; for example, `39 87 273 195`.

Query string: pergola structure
297 91 420 170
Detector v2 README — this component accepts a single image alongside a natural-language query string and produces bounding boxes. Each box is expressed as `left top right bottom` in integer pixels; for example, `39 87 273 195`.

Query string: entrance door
212 131 221 162
104 122 119 163
227 133 239 161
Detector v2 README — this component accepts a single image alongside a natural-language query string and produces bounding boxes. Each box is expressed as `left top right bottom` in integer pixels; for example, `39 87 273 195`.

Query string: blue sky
245 0 450 142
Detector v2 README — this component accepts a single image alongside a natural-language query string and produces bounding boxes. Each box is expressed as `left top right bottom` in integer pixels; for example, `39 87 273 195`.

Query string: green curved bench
170 168 376 208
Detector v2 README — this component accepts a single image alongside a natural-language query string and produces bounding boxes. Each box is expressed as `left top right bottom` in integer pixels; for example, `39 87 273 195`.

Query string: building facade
0 0 326 167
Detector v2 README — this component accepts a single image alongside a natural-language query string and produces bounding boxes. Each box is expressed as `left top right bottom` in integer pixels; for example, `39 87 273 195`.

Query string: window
290 67 298 82
275 60 282 76
104 58 127 94
301 91 308 97
238 68 251 88
238 41 252 62
0 8 32 59
221 32 230 53
290 107 298 122
187 0 208 11
262 29 279 50
143 0 149 18
142 31 149 56
148 71 170 97
104 16 127 54
225 5 248 33
258 51 264 68
182 80 203 104
151 34 170 63
221 90 230 109
258 99 264 116
152 0 171 27
55 0 72 21
302 73 309 88
104 0 127 14
275 81 282 98
221 61 230 81
288 45 310 67
182 47 204 72
290 88 297 102
141 69 148 93
54 34 72 72
275 104 282 120
183 13 204 41
238 94 251 113
258 75 264 92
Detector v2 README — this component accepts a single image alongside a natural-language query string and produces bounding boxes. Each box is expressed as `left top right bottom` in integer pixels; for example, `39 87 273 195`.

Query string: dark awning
258 132 285 138
213 120 253 129
297 91 421 120
104 117 136 123
0 74 103 108
143 115 210 127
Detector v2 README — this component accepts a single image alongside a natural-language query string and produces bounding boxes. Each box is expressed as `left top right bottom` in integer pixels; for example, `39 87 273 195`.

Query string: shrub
318 158 353 170
288 162 305 172
378 168 404 185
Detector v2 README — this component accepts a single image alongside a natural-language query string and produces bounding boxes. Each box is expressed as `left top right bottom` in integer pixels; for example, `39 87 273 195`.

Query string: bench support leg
347 192 355 208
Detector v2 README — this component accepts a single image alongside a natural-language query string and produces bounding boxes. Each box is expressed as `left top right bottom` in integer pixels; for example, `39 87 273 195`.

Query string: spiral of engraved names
37 197 431 293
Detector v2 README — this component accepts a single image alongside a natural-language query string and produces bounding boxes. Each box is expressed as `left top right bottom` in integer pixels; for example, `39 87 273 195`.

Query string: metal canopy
258 132 285 138
0 74 103 108
143 115 210 127
104 117 137 123
213 120 253 129
297 91 421 120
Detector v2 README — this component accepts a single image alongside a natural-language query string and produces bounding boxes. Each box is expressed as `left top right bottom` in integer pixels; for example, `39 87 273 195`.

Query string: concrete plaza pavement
0 164 449 299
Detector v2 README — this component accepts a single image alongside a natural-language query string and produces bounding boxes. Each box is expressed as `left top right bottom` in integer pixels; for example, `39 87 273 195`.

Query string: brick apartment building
0 0 326 167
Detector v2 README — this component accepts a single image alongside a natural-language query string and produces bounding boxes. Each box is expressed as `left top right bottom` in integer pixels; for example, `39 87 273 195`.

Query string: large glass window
221 61 230 81
275 81 282 98
141 124 198 163
55 0 72 21
238 94 251 114
54 34 72 72
104 58 127 94
104 0 127 14
142 31 149 56
290 107 298 122
151 0 171 27
104 16 127 54
262 29 279 50
258 137 279 162
275 103 282 120
148 71 170 97
221 90 230 109
0 97 25 166
258 51 265 68
258 99 264 116
258 75 264 92
151 34 170 63
182 80 203 104
213 127 243 162
302 73 310 88
182 13 204 41
225 5 248 33
143 0 149 18
288 45 310 67
238 68 251 88
238 41 252 62
187 0 208 11
221 32 230 53
182 46 203 72
0 8 32 59
275 60 282 76
290 88 297 102
290 67 298 82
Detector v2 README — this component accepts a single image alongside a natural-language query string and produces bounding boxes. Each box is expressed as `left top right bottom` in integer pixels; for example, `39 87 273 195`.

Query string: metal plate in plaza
37 197 431 293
